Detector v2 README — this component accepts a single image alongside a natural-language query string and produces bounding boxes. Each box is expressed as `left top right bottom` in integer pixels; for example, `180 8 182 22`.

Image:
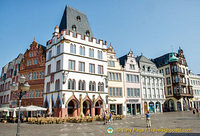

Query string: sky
0 0 200 74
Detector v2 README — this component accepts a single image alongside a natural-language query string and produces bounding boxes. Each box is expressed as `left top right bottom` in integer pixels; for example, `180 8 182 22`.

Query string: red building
19 40 46 107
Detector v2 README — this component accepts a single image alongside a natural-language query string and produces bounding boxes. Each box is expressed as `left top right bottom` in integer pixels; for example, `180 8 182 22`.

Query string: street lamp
10 75 30 136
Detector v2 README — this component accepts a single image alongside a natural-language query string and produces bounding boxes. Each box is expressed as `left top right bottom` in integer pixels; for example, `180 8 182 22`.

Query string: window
33 59 35 65
32 90 34 98
57 45 61 55
127 88 140 97
35 52 37 56
36 59 38 64
108 61 115 67
108 72 121 81
86 30 90 36
47 64 51 75
69 60 75 70
89 48 94 57
109 87 122 96
76 16 81 21
42 71 44 78
98 82 104 92
55 79 60 91
72 25 76 31
30 73 32 80
89 64 95 73
39 72 41 79
46 82 50 93
70 44 76 54
68 79 76 90
126 74 139 83
36 72 39 79
78 80 85 90
130 64 135 70
56 60 61 71
79 62 85 72
35 90 38 98
167 87 172 95
98 65 104 74
48 50 52 60
98 51 103 59
79 46 85 56
165 68 170 75
89 81 96 91
166 77 171 85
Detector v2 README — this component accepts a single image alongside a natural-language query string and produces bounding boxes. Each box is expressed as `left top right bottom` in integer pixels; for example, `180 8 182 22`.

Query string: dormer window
86 30 90 36
76 16 81 21
72 25 76 31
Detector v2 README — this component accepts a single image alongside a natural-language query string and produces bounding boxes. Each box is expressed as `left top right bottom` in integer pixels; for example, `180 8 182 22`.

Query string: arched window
98 82 101 91
72 25 76 31
82 80 85 91
92 81 96 91
78 80 82 90
72 79 76 90
86 30 90 36
89 81 92 91
68 79 71 89
101 83 104 92
76 16 81 21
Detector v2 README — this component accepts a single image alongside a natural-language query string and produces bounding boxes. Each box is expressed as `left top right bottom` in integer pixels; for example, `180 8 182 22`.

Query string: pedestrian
193 109 195 114
196 109 199 117
103 111 107 125
109 112 113 124
145 110 151 128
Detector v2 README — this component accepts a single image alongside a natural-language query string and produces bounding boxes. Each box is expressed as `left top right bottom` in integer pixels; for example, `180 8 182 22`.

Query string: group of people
103 111 113 125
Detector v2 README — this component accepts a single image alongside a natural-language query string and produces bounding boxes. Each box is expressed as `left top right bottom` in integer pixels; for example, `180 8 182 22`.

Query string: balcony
173 90 193 98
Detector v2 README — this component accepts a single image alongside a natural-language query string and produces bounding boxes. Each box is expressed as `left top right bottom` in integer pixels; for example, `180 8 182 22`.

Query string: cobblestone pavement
0 111 200 136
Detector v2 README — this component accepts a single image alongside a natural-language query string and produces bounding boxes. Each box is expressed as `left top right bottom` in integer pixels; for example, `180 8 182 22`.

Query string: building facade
153 48 193 112
0 54 24 108
107 45 125 115
136 55 165 114
19 40 46 107
119 50 142 115
44 6 108 117
189 72 200 109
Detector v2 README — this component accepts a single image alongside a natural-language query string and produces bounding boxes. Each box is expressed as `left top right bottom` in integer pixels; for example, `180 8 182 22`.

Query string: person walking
103 111 107 125
196 109 199 117
109 112 113 124
193 109 195 114
145 110 151 128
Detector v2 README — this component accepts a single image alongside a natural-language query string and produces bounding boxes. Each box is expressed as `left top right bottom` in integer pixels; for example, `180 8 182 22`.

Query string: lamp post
10 75 30 136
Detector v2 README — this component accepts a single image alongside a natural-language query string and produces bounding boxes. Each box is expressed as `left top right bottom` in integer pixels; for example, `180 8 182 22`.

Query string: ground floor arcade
142 100 164 114
163 97 192 112
44 92 107 118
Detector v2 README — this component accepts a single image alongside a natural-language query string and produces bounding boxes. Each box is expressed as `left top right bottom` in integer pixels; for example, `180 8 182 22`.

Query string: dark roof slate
59 6 93 37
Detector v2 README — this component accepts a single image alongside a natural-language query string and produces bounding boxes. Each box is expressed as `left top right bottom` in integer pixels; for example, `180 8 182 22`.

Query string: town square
0 0 200 136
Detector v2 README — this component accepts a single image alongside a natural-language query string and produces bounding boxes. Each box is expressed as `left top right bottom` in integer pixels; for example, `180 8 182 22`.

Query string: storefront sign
127 99 139 103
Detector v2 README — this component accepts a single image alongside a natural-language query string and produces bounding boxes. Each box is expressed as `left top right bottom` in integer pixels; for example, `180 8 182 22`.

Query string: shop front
126 99 141 115
149 102 154 113
109 104 123 115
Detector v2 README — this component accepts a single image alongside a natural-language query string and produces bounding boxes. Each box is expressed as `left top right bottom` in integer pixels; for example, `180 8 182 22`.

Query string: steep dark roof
152 53 171 68
136 55 155 68
59 6 93 37
118 54 128 68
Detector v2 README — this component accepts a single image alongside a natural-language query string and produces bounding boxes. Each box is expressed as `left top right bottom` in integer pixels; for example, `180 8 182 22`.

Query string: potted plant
2 112 7 123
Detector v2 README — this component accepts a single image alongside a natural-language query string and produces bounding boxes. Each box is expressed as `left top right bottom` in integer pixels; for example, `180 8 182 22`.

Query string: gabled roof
59 6 93 37
118 50 134 68
136 55 155 68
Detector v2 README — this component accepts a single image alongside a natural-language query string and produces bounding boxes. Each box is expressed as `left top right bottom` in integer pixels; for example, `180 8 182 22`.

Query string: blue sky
0 0 200 73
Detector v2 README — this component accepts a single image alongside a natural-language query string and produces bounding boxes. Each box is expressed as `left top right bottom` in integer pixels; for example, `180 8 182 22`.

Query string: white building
44 6 108 117
189 72 200 109
136 55 165 114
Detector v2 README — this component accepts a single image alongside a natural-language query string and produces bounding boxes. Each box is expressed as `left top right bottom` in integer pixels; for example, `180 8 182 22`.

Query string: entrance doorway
144 102 147 114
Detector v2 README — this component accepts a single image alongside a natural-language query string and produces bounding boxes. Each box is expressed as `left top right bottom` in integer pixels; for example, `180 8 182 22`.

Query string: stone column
79 94 84 117
91 106 95 116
